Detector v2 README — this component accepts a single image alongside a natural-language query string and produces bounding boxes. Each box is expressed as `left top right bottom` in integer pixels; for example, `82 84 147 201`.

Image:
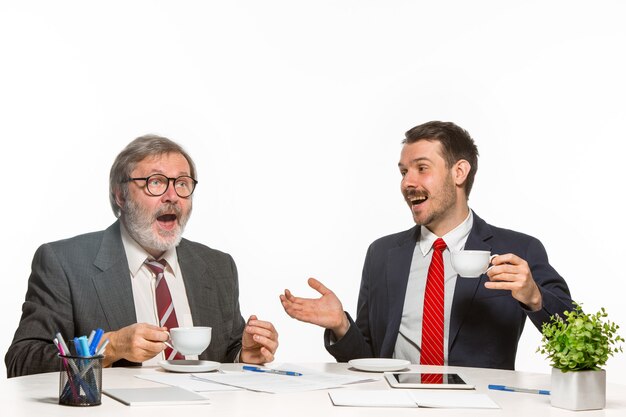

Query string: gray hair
109 134 197 217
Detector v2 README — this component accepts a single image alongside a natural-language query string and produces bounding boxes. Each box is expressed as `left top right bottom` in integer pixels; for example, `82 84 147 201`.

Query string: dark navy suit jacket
325 211 573 370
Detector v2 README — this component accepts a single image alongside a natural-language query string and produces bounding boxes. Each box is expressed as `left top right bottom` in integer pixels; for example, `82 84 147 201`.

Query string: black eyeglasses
124 174 198 198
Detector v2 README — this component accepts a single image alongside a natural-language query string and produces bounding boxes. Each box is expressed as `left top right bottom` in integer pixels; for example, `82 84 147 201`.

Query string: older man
6 134 278 377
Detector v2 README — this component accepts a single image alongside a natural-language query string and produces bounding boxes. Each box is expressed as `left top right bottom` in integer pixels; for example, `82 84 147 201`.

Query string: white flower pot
550 368 606 411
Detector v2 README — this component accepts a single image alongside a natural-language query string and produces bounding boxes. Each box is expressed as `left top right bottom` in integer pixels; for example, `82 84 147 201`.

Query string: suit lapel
91 221 138 331
90 225 214 332
382 227 418 356
448 211 493 349
177 241 213 328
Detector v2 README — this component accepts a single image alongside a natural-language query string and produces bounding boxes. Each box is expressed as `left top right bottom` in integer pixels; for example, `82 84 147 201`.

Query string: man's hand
280 277 350 339
240 315 279 364
101 323 169 367
486 253 542 311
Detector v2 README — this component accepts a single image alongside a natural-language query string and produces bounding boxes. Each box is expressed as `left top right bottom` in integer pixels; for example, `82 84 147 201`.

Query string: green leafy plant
538 303 624 371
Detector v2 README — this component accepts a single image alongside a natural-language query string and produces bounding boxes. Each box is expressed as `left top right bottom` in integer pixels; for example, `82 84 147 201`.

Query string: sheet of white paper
104 386 211 406
191 373 330 393
329 390 418 407
409 391 500 409
191 364 375 394
273 363 376 385
136 372 241 392
328 389 500 409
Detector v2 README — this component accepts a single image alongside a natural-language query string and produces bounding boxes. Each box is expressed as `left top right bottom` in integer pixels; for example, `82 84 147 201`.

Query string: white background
1 1 625 383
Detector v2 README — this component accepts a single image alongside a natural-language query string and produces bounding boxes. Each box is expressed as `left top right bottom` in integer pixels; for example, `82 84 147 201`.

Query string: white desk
3 363 625 416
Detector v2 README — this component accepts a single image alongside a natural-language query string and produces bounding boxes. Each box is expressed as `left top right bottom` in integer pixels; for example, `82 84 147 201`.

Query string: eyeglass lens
146 174 195 197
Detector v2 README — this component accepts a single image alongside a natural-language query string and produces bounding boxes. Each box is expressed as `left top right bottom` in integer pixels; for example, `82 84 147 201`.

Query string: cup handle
486 254 499 273
163 331 174 350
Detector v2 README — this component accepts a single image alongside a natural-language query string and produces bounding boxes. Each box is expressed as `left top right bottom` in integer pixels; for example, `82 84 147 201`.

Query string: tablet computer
384 372 475 389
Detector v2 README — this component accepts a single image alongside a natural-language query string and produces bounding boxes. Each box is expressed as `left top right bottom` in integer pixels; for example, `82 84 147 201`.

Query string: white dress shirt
394 210 473 364
120 223 196 366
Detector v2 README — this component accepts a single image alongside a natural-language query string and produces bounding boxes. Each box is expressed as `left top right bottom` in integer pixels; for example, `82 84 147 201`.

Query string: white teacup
165 326 212 356
451 250 496 278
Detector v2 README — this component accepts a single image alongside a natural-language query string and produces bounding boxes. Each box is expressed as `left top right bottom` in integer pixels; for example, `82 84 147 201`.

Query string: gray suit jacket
5 221 245 377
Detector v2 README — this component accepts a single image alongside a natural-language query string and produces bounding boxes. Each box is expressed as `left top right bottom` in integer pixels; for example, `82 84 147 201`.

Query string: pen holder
58 354 103 406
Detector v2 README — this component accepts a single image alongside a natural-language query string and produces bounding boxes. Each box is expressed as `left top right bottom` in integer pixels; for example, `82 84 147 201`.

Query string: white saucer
159 360 221 373
348 358 411 372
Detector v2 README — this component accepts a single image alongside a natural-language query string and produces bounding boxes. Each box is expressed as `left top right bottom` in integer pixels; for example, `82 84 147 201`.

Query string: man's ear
114 189 125 212
453 159 471 187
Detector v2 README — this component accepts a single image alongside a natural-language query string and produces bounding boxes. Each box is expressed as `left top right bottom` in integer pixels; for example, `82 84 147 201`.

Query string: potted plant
538 303 623 411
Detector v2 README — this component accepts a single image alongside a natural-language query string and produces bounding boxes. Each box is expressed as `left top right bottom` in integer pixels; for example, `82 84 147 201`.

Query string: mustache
154 203 182 219
404 189 428 199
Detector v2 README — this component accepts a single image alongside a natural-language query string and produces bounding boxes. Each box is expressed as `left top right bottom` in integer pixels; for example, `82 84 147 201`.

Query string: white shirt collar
119 221 180 278
418 210 474 255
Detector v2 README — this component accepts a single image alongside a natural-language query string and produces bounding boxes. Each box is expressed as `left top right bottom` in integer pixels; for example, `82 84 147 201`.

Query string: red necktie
420 238 447 367
145 259 184 360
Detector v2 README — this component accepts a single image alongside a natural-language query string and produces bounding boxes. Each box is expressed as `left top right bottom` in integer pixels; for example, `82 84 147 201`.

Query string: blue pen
73 337 83 356
488 384 550 395
89 328 104 355
242 365 303 376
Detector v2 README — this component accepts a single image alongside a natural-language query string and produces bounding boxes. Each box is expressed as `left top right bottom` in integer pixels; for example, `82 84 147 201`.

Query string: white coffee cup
164 326 212 356
450 250 496 278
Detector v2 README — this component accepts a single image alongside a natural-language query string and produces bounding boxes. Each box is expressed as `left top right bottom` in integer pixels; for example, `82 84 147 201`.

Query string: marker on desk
243 365 303 376
488 384 550 395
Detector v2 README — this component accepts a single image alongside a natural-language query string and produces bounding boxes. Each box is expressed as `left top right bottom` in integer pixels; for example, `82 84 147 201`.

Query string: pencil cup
58 354 103 406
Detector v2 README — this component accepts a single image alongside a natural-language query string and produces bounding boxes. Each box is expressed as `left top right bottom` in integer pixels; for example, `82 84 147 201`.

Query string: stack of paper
135 364 375 394
191 364 375 394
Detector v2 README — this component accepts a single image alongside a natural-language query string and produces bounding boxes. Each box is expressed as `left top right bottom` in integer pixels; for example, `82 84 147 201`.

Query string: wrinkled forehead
131 152 192 176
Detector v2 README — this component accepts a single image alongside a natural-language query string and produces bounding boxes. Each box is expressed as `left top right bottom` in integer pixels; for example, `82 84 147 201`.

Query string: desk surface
3 363 625 416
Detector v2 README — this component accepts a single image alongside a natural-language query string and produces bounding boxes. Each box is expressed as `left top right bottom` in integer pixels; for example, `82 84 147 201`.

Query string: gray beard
122 198 191 254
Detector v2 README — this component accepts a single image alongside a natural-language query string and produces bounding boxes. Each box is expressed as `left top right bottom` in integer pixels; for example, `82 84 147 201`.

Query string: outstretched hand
280 278 350 339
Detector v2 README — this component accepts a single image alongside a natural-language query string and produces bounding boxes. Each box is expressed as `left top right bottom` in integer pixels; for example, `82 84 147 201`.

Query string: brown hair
403 121 479 197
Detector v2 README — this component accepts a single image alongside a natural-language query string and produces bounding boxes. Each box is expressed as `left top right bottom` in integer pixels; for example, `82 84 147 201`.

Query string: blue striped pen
242 365 303 376
488 384 550 395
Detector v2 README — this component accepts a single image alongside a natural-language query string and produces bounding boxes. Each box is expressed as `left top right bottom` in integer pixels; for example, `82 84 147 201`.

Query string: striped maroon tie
145 259 184 360
420 238 447 367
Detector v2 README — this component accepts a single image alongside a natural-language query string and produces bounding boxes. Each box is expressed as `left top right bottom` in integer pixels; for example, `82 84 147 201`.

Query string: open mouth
410 196 427 206
157 213 178 230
